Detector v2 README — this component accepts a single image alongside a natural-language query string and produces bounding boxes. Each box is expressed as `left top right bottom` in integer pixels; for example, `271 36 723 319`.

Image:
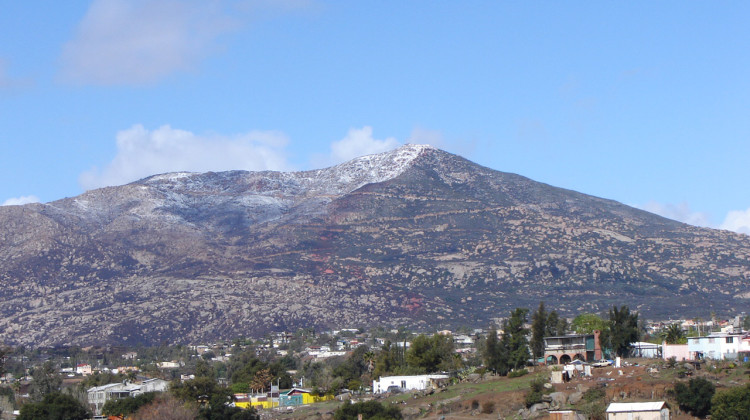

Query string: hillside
1 145 749 346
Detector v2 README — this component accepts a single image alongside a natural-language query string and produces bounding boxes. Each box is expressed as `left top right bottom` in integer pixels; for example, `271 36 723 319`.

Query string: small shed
606 401 669 420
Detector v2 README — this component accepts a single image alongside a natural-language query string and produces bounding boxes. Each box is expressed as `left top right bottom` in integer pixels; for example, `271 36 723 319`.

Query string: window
726 337 734 343
401 380 406 388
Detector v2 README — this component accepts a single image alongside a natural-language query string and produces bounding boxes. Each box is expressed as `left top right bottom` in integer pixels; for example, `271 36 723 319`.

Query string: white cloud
79 124 290 190
720 208 750 235
639 201 713 228
2 195 40 206
329 126 401 164
60 0 237 85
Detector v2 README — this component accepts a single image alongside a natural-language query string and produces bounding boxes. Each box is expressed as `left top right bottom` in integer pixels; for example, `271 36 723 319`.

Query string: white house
157 361 180 369
87 383 141 415
372 374 449 394
87 380 170 415
688 333 744 360
138 378 169 393
606 401 669 420
75 364 92 376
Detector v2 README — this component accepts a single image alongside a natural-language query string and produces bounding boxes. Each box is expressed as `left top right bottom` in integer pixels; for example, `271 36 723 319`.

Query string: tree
332 346 369 389
546 311 567 336
30 361 62 401
673 377 715 418
405 333 454 373
663 323 686 344
0 346 9 377
103 392 158 418
131 394 199 420
711 384 750 419
171 375 257 420
502 308 531 372
483 326 506 375
17 392 91 420
373 340 405 378
530 302 548 359
363 351 376 373
171 376 221 404
571 313 607 335
603 306 639 357
524 376 548 408
249 368 272 393
334 400 402 420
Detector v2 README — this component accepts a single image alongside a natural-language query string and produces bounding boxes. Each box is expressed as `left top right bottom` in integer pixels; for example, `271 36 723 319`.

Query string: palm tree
662 323 686 344
363 351 375 373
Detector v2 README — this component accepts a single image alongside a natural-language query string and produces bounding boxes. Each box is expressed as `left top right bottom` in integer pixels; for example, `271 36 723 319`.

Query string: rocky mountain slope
1 145 749 346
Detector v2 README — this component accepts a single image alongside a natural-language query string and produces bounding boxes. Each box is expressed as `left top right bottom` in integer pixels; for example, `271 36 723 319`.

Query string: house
157 361 180 369
688 333 743 360
543 331 602 364
75 364 92 376
139 378 169 393
606 401 669 420
87 383 141 415
87 380 170 415
662 341 689 361
279 388 332 406
372 374 449 394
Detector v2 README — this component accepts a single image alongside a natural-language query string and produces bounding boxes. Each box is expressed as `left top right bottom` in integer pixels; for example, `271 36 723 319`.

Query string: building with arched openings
543 330 602 364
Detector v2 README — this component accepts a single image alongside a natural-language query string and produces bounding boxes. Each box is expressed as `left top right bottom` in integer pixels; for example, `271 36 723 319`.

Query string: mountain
1 145 749 346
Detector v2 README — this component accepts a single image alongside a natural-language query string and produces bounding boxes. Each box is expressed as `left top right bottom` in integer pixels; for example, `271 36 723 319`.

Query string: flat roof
606 402 666 413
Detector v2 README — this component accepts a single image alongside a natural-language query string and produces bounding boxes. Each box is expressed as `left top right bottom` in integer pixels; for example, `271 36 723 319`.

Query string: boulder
529 402 550 414
568 391 584 405
549 392 567 407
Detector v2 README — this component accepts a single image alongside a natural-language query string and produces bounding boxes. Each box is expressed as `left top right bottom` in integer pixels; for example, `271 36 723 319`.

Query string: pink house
662 341 690 361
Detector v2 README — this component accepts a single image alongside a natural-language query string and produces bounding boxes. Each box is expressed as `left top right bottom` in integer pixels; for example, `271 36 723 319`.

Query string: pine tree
546 311 567 336
530 302 548 358
503 308 530 372
483 326 503 374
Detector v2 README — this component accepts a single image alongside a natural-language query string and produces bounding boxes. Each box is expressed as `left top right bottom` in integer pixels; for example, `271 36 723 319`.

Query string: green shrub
673 377 715 418
580 401 607 420
334 400 403 420
17 392 91 420
524 376 548 408
103 392 158 417
508 368 529 378
578 385 607 420
711 384 750 419
582 386 606 403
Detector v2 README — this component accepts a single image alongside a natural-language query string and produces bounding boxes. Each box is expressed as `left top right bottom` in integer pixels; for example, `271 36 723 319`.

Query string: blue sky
2 1 749 233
